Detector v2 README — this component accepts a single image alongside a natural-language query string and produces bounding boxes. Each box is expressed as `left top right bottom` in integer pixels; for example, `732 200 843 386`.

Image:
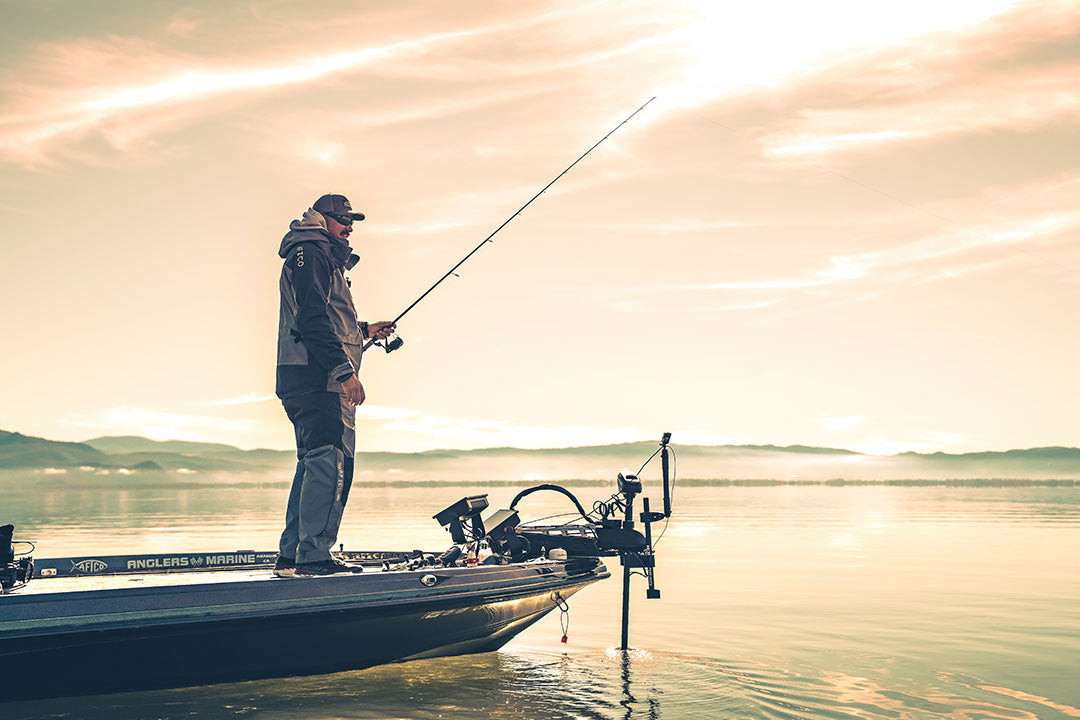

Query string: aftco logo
296 246 305 268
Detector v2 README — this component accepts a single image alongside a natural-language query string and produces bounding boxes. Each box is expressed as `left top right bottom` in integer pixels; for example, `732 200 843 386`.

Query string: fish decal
70 559 108 574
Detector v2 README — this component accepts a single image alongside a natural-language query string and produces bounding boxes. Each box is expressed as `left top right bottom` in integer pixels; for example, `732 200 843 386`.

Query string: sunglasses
326 213 354 226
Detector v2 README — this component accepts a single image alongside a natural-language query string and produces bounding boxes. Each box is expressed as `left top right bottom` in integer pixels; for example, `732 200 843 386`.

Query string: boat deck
4 548 434 597
9 566 279 595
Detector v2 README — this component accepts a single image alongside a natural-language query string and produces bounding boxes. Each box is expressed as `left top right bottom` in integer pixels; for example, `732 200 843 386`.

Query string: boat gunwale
0 559 609 638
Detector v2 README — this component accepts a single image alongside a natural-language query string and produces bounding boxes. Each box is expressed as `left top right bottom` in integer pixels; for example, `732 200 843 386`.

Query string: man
274 193 394 577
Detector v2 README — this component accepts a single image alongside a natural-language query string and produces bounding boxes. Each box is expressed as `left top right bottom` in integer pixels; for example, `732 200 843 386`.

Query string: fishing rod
365 97 657 353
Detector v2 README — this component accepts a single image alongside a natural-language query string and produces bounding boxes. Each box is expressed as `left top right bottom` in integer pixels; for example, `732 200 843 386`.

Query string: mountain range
2 430 1079 483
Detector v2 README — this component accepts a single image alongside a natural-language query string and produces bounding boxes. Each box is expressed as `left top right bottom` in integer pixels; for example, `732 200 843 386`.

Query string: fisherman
273 193 394 577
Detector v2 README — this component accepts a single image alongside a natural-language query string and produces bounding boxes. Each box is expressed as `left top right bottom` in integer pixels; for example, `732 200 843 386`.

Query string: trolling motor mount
431 433 676 649
500 433 675 648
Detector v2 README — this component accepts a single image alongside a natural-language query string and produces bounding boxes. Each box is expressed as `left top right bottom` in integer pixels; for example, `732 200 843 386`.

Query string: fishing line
365 97 658 354
636 444 663 476
688 108 1080 278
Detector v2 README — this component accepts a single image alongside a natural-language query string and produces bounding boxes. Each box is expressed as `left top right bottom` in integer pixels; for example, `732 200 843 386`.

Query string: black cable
510 484 590 519
636 445 663 476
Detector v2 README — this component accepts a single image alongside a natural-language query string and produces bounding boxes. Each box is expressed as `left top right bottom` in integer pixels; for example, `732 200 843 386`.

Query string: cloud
584 220 758 233
377 413 651 449
0 1 658 164
611 299 780 313
0 0 1033 166
0 29 480 159
688 257 867 292
692 210 1078 294
63 406 262 443
750 5 1080 159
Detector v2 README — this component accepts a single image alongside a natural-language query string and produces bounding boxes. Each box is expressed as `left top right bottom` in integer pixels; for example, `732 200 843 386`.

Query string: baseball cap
313 194 365 221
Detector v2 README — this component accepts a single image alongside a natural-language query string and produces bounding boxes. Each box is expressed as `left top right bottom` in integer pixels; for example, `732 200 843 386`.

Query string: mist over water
2 478 1078 719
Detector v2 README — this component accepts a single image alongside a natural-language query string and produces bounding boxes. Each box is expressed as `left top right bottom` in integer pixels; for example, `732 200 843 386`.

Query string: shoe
273 555 296 578
294 559 364 577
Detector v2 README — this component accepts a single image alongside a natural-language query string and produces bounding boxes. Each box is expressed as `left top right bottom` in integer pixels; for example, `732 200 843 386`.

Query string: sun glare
664 0 1020 108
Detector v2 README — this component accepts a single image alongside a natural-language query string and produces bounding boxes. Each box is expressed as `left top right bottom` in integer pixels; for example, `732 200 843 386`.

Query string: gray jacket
276 209 365 398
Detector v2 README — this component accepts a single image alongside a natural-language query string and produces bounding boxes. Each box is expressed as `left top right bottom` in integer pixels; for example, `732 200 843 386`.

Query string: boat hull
0 558 607 700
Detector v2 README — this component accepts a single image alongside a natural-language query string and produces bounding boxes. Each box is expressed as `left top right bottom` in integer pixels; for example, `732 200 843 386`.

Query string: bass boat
0 435 675 701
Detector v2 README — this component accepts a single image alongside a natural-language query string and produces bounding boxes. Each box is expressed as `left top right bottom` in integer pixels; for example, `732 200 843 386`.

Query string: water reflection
3 642 1078 719
3 482 1079 719
2 650 702 720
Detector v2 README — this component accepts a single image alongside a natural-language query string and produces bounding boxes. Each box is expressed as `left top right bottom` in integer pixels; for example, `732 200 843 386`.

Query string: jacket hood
279 207 359 269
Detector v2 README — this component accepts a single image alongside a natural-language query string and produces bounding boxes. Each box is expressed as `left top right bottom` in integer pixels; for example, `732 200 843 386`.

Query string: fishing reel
373 333 404 353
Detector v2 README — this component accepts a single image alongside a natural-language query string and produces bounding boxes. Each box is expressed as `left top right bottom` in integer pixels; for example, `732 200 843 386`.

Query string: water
2 480 1079 719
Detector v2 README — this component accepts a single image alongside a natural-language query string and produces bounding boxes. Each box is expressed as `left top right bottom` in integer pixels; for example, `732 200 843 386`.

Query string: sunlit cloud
0 0 1031 165
697 257 868 291
380 414 651 450
64 407 262 443
376 219 488 236
0 29 480 158
754 6 1080 159
584 220 758 233
693 212 1077 296
661 0 1022 109
769 131 917 157
611 299 780 313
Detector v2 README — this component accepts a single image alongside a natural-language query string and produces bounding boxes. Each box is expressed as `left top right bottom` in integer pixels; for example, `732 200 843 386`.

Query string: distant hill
83 436 242 455
0 432 110 469
903 447 1080 462
0 431 292 473
1 430 1078 482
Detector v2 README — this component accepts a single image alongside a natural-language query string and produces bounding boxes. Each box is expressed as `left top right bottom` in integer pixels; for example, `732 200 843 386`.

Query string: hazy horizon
6 426 1080 456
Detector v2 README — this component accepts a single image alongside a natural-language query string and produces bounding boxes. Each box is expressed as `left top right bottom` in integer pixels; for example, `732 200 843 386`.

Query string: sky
0 0 1077 455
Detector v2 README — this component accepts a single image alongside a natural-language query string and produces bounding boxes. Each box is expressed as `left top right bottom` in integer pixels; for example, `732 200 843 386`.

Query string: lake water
2 479 1079 719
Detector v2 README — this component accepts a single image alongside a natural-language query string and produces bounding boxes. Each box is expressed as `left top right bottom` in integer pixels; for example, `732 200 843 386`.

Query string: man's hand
341 374 366 406
367 321 396 341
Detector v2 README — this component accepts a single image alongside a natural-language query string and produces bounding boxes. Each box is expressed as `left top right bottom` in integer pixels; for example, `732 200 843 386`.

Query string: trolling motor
0 524 34 593
430 433 676 649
